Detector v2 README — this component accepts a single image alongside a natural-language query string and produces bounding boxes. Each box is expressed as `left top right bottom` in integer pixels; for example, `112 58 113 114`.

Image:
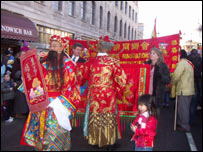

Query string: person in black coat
70 42 86 63
188 49 202 125
144 47 171 108
13 70 29 118
11 50 29 118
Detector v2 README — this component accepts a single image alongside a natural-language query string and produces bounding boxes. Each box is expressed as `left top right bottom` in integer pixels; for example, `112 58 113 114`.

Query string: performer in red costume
78 36 127 150
19 35 81 151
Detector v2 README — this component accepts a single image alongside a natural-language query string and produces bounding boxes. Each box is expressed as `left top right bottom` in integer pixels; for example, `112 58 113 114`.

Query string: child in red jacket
130 94 158 151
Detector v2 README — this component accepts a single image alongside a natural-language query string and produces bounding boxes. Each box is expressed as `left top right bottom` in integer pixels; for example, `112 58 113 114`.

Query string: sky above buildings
138 1 202 43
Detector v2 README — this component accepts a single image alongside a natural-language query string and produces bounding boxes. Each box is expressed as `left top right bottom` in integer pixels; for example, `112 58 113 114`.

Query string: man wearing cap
78 36 127 150
19 35 81 151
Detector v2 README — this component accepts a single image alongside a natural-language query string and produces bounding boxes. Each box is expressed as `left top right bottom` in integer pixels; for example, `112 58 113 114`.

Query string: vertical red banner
20 48 49 113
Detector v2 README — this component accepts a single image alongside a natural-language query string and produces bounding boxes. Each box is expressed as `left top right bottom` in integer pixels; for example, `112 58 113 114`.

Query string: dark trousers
189 78 202 124
177 95 192 131
2 99 14 120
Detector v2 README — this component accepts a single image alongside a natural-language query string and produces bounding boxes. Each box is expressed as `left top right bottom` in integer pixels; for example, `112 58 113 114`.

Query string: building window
37 25 73 44
132 9 134 21
115 1 118 7
107 11 110 32
128 25 130 40
114 16 118 33
120 1 123 10
81 1 86 20
125 2 127 14
124 22 126 38
90 2 96 25
131 28 134 40
135 30 136 40
53 1 62 11
129 6 131 18
119 19 122 37
135 12 137 23
68 1 75 16
99 6 103 29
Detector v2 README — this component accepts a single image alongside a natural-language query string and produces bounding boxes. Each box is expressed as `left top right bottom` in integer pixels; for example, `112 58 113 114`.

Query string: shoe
176 124 181 128
197 106 202 110
5 117 14 123
15 114 26 119
176 126 190 132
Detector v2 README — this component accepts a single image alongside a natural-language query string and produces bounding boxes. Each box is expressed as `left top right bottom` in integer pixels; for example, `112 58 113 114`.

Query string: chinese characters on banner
20 49 49 113
69 34 180 115
69 34 180 73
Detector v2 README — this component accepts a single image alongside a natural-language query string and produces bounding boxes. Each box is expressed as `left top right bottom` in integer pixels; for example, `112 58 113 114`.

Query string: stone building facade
1 1 143 51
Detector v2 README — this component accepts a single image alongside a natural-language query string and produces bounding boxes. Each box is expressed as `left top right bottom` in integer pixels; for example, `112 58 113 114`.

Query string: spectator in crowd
144 47 171 108
187 49 202 125
13 70 29 118
171 49 195 132
1 71 16 123
2 48 14 73
1 63 6 83
130 94 158 151
11 43 30 118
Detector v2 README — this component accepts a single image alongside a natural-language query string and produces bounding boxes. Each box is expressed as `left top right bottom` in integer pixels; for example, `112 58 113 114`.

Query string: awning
1 10 38 42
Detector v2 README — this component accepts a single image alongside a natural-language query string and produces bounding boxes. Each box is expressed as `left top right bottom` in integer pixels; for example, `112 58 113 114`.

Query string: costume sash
184 59 194 70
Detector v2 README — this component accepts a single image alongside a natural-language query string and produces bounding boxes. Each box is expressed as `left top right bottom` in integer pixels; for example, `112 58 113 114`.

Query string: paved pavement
1 100 202 151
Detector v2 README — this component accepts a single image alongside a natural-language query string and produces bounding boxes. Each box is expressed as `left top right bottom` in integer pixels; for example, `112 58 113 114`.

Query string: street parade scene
1 1 202 151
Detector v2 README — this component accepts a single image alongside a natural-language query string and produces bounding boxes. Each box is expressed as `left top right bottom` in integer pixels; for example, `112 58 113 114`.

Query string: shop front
1 9 38 61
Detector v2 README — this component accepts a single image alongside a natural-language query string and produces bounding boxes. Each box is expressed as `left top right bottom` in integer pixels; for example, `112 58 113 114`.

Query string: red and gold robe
19 56 81 151
78 55 127 147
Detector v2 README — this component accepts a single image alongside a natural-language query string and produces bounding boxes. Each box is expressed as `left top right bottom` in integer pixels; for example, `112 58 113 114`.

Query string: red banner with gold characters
69 34 180 73
68 34 180 115
20 48 49 113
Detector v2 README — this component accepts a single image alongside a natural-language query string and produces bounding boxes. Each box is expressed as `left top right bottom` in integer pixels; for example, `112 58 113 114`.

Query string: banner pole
174 96 178 131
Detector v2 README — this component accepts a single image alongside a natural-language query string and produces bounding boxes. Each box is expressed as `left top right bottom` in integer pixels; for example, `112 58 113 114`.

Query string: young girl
130 94 158 151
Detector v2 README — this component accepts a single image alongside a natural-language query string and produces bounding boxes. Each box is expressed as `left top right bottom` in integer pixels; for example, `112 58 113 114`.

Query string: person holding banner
19 35 81 151
78 35 127 150
145 47 170 108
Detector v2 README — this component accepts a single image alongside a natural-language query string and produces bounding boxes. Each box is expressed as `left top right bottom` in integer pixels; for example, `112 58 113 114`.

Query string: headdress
50 35 71 50
97 35 114 51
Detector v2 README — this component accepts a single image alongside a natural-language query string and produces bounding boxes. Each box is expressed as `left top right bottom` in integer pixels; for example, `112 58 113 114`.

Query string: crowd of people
1 35 202 151
1 42 30 123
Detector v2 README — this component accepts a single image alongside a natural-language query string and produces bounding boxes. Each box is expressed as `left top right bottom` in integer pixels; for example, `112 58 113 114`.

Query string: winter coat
131 114 158 148
188 51 202 79
145 61 171 103
171 59 195 96
11 58 21 82
1 64 6 83
14 79 29 114
1 79 15 101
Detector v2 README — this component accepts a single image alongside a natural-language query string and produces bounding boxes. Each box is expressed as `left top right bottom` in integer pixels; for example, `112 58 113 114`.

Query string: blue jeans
135 143 153 151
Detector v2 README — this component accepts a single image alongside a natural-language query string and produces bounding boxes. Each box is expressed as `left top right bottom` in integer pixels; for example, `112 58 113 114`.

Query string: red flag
152 18 157 38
